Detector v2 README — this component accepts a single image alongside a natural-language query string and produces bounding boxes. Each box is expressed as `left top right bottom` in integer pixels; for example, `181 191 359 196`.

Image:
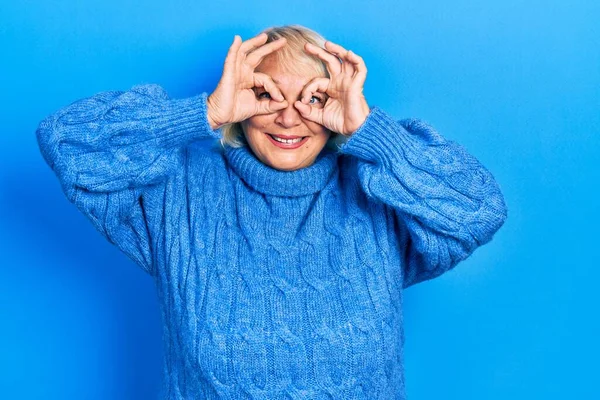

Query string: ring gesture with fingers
294 40 370 136
207 33 289 130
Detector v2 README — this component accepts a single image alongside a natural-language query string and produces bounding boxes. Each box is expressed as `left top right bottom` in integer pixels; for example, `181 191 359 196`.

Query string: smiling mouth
269 134 304 143
266 133 308 148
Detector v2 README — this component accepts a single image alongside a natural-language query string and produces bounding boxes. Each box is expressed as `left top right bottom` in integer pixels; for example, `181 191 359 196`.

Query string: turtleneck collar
223 145 339 197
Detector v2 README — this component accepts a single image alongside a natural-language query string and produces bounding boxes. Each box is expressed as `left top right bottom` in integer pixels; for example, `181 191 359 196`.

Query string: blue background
1 0 598 398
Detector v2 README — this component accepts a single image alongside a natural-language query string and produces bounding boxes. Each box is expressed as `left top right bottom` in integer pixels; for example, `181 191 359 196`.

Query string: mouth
266 133 308 149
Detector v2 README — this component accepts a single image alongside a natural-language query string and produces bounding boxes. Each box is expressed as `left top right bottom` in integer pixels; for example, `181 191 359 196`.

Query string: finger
324 41 355 77
253 72 285 102
222 35 242 77
347 50 368 88
246 37 287 68
238 32 269 55
300 77 329 104
343 50 357 77
294 100 324 124
256 98 289 115
304 42 342 77
324 40 350 57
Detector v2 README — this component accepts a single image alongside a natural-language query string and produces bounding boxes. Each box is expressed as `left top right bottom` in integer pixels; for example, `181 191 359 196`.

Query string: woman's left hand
294 41 370 136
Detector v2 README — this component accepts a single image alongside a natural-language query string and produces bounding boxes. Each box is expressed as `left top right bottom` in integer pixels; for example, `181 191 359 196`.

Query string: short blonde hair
218 24 348 151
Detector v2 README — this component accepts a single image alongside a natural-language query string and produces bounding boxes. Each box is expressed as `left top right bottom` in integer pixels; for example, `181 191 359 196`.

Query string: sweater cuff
167 91 223 141
339 107 416 166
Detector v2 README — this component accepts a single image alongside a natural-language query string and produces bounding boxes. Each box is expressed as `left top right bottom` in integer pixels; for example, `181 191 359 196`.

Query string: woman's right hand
206 33 288 129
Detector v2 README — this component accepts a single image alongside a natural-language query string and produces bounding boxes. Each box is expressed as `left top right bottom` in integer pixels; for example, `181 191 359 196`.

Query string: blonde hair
219 24 348 151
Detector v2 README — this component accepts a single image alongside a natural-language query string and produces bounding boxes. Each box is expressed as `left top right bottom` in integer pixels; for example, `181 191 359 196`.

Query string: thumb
294 101 322 124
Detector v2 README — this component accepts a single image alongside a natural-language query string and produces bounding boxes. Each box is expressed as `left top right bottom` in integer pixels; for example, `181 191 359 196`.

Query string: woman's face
240 55 331 171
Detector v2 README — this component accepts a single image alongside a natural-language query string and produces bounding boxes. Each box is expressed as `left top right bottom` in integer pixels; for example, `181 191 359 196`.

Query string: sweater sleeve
339 107 508 288
35 83 222 276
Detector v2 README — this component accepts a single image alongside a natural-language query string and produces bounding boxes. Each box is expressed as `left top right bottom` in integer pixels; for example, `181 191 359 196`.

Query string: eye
257 91 323 105
308 95 322 105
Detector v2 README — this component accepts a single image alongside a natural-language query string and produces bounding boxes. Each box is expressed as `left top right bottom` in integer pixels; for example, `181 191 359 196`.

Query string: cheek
307 122 330 139
241 119 264 143
245 116 270 131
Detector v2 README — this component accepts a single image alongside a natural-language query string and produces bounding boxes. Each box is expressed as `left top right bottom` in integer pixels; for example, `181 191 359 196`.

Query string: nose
274 102 303 129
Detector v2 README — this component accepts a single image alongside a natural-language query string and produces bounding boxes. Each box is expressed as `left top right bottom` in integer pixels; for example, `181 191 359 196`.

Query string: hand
207 33 289 129
294 41 370 136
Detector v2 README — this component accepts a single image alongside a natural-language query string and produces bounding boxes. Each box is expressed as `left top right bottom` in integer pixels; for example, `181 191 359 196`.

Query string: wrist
206 95 221 130
360 96 370 122
346 98 371 137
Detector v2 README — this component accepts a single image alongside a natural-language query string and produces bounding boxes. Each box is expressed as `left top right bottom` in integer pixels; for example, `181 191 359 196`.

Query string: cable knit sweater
36 83 507 399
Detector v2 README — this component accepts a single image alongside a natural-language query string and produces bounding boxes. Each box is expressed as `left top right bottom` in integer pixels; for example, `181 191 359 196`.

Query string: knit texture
36 83 508 399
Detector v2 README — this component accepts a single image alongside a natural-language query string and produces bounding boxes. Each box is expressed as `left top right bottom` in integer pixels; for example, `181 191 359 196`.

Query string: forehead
256 55 322 87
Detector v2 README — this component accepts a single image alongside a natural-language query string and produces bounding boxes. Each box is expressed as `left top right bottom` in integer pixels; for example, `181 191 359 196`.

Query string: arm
339 107 508 288
35 83 221 276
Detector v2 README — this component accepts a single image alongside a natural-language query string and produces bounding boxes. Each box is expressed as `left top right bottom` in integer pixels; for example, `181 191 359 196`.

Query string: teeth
271 135 303 144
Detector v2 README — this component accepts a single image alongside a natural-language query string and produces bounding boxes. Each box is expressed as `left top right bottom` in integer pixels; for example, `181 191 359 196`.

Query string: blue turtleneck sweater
36 84 507 399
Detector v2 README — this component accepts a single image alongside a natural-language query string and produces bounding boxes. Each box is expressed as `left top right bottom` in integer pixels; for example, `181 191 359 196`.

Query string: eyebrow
271 77 317 85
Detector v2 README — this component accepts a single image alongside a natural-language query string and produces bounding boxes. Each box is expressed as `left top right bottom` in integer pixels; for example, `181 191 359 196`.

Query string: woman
36 25 507 399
